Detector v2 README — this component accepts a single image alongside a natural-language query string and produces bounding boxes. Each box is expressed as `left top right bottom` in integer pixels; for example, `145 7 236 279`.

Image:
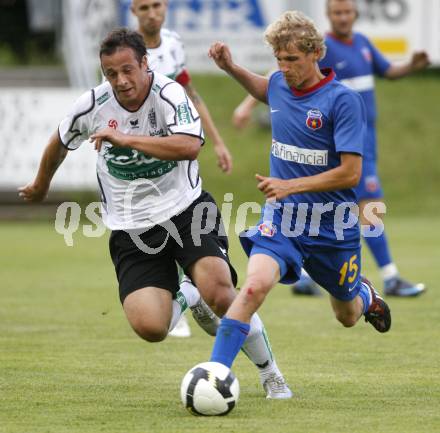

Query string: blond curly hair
264 11 326 60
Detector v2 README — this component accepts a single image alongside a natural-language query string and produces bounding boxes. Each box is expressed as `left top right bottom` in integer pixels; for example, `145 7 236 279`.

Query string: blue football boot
384 277 426 297
290 274 321 296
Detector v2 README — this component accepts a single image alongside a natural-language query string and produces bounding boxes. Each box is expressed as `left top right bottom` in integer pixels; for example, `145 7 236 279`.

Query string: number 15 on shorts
339 254 359 286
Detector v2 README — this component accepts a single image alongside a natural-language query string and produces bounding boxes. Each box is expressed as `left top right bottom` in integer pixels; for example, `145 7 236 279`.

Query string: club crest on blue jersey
306 109 323 130
365 175 379 192
258 222 277 237
361 47 372 63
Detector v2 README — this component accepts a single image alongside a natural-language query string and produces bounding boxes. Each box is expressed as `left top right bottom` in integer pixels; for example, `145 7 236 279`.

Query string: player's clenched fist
256 174 294 201
18 182 49 202
208 42 234 72
410 51 430 72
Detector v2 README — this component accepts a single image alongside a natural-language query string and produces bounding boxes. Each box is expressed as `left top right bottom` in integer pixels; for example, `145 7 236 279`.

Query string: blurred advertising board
121 0 440 71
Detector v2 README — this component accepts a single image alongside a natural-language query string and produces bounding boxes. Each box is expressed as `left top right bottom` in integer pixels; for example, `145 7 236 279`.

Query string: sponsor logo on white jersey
129 119 139 129
108 119 118 129
177 102 192 125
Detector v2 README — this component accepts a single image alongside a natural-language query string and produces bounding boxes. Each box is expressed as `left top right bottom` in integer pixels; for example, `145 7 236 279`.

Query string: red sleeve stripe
176 69 191 87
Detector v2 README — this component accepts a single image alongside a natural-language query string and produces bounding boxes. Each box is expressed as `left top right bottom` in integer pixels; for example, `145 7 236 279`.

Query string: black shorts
109 191 237 303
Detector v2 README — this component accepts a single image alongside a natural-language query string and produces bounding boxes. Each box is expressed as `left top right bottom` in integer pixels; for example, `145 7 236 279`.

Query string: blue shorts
355 159 384 201
240 218 362 302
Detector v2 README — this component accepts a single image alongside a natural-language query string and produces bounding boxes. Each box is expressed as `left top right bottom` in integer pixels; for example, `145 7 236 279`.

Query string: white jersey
147 28 187 82
58 72 204 230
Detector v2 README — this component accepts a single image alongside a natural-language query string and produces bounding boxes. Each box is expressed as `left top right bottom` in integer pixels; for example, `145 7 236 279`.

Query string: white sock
178 277 200 308
168 298 186 332
168 278 200 332
380 263 399 282
241 313 275 370
259 359 282 380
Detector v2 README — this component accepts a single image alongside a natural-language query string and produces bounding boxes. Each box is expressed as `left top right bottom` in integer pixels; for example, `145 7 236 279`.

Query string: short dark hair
327 0 357 12
99 28 146 64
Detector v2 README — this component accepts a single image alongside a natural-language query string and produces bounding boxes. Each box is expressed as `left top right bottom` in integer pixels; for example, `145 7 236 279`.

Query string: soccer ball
180 361 240 416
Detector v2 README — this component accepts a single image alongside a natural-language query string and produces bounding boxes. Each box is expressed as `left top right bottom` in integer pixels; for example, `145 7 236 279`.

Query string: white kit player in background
19 29 292 400
131 0 232 175
130 0 233 337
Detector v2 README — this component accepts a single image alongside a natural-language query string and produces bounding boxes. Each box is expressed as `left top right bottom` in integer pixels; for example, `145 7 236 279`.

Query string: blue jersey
319 33 390 160
267 69 366 235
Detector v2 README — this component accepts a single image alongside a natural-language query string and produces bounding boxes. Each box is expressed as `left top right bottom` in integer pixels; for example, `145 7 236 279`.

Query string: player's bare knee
243 286 266 307
246 274 271 293
199 277 235 315
335 312 358 328
241 277 269 306
132 322 168 342
210 285 236 316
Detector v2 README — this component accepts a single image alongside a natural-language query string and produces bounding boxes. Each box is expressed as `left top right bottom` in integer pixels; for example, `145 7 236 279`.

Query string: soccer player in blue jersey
233 0 429 298
207 10 391 375
314 0 429 297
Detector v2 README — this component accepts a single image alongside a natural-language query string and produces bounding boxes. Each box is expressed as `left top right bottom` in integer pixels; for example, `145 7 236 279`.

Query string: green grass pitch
0 218 439 433
1 72 439 432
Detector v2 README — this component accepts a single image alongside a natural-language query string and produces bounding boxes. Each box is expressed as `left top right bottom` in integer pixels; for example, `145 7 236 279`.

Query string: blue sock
210 317 250 368
358 281 372 314
362 226 393 268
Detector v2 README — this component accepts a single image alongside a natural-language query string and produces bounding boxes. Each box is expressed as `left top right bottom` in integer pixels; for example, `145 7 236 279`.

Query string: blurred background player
233 0 429 298
130 0 233 336
131 0 232 174
207 10 391 380
318 0 429 297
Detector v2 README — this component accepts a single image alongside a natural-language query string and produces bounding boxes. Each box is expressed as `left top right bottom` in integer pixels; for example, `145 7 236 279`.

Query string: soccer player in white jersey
19 28 292 399
130 0 233 337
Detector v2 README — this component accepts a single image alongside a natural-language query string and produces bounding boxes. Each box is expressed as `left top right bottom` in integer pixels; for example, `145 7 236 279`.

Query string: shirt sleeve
266 70 281 106
333 89 366 156
160 81 204 142
175 68 191 87
58 89 94 150
366 37 391 77
172 31 190 86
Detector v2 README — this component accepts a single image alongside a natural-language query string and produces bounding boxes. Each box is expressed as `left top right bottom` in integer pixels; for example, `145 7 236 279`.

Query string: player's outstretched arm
208 42 268 103
184 83 233 174
385 51 431 79
232 70 275 129
232 94 259 129
18 131 68 202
